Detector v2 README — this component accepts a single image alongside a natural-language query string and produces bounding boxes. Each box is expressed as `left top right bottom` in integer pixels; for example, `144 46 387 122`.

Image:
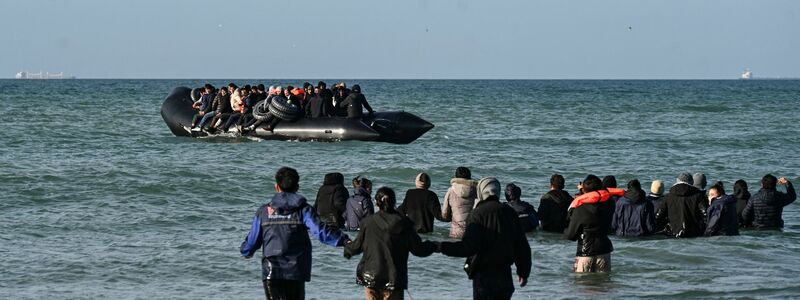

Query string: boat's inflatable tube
190 88 201 102
161 87 434 144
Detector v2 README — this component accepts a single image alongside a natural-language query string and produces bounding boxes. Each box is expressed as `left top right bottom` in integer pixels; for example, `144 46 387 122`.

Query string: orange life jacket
569 188 625 209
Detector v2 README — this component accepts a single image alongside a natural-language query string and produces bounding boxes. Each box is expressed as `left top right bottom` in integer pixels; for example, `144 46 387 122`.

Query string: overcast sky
2 0 798 79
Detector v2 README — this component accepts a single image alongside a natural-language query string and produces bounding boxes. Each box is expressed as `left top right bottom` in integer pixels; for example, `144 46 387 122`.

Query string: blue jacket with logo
241 192 348 281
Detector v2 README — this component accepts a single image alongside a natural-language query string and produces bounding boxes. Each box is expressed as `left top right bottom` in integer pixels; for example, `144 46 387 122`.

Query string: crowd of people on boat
239 167 796 300
188 81 374 134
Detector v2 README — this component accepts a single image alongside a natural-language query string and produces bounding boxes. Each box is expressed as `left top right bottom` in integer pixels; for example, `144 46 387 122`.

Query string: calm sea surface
1 79 799 299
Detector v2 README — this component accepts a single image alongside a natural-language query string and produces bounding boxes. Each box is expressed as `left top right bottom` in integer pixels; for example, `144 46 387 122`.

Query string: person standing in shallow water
611 179 656 237
441 167 478 238
565 175 617 273
398 173 447 233
538 174 573 233
344 187 437 300
504 183 539 232
704 181 740 236
436 177 531 300
693 172 709 210
733 179 751 227
240 167 350 300
646 180 665 210
314 172 349 229
345 176 374 231
742 175 796 229
655 173 707 238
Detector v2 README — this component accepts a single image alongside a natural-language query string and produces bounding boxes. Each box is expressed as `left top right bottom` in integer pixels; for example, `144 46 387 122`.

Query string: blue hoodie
705 194 740 236
612 188 656 237
241 192 348 281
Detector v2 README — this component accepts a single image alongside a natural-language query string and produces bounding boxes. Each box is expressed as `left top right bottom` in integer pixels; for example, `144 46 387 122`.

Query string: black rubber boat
160 87 434 144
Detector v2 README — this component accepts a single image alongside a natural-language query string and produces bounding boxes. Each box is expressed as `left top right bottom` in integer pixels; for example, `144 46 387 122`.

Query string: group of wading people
240 167 796 300
188 81 373 133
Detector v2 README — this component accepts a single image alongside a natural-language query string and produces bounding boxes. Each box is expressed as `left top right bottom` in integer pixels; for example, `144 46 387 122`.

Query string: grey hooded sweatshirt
442 178 478 238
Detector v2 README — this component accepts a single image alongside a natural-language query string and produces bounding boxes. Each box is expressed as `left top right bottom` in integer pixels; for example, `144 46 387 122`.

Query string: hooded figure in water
611 179 656 237
344 187 436 299
442 167 478 238
655 173 707 238
438 177 532 300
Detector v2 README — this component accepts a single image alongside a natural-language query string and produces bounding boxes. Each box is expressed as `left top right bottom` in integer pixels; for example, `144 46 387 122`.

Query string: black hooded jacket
314 173 349 228
340 91 374 119
655 183 707 238
440 197 532 279
734 184 751 226
565 199 615 256
398 189 446 233
344 211 435 290
538 190 573 233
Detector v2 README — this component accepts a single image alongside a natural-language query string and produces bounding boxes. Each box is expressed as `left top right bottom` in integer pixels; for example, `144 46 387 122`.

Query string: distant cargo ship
741 68 752 80
15 71 75 79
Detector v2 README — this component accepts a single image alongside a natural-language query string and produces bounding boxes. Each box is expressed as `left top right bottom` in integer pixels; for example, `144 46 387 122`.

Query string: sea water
1 79 799 299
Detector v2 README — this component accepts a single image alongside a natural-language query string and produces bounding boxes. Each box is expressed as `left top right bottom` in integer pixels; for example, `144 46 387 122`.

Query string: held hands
779 177 790 185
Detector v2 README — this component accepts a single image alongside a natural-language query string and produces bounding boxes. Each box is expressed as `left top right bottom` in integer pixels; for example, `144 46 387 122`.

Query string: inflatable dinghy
160 87 434 144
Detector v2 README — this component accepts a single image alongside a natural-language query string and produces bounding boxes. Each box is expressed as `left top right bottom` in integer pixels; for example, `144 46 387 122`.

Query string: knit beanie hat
650 180 664 196
693 172 707 190
676 172 694 185
415 173 430 189
477 177 501 202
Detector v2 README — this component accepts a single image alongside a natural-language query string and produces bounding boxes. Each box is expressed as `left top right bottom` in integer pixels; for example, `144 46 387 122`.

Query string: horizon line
3 77 799 81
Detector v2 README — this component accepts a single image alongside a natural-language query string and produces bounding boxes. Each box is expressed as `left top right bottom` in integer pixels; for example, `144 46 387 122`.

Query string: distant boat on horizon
741 68 752 80
15 70 76 80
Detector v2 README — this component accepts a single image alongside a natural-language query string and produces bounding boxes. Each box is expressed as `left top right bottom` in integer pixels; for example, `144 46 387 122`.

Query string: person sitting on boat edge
189 84 215 130
340 84 374 119
504 183 539 233
197 86 228 131
207 87 232 132
234 85 256 132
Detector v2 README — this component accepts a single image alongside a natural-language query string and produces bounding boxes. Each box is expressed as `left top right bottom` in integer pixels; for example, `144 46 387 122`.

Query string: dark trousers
472 272 514 300
262 279 305 300
222 113 242 130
